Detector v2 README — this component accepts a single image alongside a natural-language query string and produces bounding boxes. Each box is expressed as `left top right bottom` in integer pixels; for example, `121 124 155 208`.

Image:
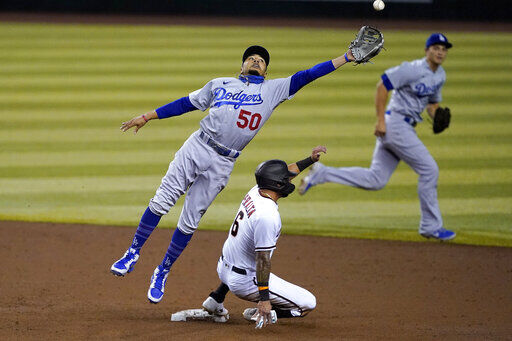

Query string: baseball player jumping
201 146 326 328
110 30 382 304
300 33 455 241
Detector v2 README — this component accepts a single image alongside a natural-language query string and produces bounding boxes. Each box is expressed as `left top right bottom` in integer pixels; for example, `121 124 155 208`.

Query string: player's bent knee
363 179 387 191
372 182 387 190
148 201 168 216
365 172 388 190
176 224 197 235
302 292 317 312
419 164 439 183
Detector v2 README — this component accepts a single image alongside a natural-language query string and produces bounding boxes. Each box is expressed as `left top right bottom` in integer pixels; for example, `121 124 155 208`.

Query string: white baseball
373 0 385 11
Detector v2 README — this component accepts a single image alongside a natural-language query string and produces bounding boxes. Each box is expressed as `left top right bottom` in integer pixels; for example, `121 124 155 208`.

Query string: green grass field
1 22 511 246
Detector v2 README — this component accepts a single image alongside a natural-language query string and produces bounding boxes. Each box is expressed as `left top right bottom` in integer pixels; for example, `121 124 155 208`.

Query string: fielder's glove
433 107 451 134
349 26 384 64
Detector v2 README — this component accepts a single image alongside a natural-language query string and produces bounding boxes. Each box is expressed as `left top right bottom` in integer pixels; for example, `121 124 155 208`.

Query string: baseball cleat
202 296 229 316
420 228 456 241
110 248 140 276
298 162 323 195
147 265 170 304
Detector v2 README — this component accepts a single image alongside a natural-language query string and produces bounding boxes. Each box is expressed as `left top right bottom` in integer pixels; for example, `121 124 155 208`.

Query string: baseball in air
373 0 385 11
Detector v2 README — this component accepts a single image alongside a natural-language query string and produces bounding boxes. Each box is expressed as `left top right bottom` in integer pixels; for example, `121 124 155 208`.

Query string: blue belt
385 111 417 127
199 131 240 159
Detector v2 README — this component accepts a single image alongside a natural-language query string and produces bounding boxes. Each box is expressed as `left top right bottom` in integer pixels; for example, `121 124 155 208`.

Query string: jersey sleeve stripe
255 245 276 251
381 73 394 90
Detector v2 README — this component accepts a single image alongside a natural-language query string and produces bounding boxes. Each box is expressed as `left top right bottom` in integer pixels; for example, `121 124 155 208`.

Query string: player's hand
346 49 355 62
120 115 147 134
374 120 386 137
255 300 272 329
311 145 327 162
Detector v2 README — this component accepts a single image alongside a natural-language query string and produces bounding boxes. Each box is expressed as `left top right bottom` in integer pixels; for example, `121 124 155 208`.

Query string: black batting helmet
255 159 297 197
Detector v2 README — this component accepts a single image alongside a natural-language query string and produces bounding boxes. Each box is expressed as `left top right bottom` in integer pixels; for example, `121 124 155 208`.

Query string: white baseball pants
217 257 316 317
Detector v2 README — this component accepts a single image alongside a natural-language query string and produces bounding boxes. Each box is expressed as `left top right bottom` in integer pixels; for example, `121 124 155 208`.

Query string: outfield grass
1 22 511 246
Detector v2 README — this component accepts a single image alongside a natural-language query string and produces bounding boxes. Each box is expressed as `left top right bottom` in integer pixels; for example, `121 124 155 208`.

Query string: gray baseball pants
311 112 443 233
148 130 236 234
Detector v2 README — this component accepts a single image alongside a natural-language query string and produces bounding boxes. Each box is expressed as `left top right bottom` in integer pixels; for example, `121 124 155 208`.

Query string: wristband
257 282 270 301
344 53 350 63
142 114 148 122
296 156 315 172
259 288 270 301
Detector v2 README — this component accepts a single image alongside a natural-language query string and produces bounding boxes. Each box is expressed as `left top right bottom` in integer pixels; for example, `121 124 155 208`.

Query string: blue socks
160 228 193 271
131 207 161 251
129 207 193 272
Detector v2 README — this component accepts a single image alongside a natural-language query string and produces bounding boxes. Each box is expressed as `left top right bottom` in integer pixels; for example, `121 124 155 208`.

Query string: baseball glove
349 26 384 64
433 107 451 134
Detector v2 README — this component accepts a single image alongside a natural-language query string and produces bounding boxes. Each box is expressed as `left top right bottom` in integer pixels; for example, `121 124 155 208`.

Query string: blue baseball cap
425 33 453 49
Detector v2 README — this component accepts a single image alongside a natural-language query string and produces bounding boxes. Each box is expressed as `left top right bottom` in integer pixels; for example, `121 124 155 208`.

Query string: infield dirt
1 221 511 340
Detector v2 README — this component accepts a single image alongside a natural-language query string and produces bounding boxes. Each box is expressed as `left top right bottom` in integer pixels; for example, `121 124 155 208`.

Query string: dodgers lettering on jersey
222 186 281 272
212 88 263 109
384 57 446 122
188 77 293 151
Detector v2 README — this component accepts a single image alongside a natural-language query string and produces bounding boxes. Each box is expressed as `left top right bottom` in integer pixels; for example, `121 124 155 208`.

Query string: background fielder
201 146 326 328
110 37 368 304
300 33 456 241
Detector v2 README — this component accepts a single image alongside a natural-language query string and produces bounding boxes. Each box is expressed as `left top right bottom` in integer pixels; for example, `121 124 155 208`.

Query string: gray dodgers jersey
222 186 281 272
384 57 446 122
189 77 293 151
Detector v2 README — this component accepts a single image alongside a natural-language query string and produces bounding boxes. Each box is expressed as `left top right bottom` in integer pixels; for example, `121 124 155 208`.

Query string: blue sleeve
289 60 336 96
155 96 197 119
381 74 394 90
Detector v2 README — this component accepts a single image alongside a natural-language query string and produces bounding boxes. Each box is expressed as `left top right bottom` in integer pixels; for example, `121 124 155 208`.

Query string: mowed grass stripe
4 79 510 95
0 165 511 190
3 72 511 91
0 93 507 110
0 198 510 220
3 31 510 48
0 155 510 173
1 85 511 103
1 144 511 167
5 104 512 122
3 61 511 77
2 135 511 153
1 199 510 228
2 142 512 166
1 184 509 205
1 173 511 194
2 121 512 141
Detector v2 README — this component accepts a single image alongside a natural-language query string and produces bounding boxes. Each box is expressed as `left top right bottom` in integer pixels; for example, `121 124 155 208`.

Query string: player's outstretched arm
288 51 354 97
288 145 327 176
120 96 199 134
120 110 158 134
332 49 355 68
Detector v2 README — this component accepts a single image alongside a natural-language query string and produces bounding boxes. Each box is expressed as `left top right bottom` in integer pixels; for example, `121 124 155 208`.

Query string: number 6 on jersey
230 211 244 236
